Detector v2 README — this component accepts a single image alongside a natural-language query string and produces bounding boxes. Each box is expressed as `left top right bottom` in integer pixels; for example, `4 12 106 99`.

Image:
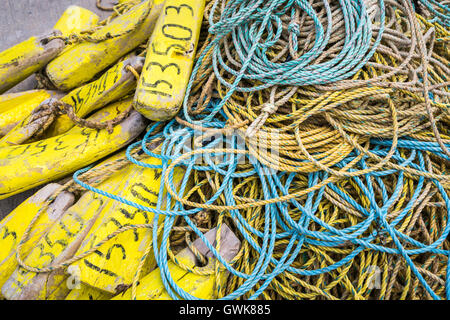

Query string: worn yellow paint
0 98 147 199
65 284 114 300
45 56 144 138
0 34 65 94
0 184 74 298
54 6 99 36
0 90 49 113
0 57 142 147
114 226 241 300
118 0 141 4
134 0 205 121
0 90 60 137
70 156 186 294
46 0 165 91
1 169 130 300
114 249 224 300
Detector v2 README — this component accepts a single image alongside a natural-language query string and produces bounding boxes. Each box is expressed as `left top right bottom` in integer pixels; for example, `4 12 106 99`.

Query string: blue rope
73 101 450 299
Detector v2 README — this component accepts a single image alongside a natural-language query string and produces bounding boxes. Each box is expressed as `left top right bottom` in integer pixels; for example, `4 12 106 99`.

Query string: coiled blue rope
71 0 450 300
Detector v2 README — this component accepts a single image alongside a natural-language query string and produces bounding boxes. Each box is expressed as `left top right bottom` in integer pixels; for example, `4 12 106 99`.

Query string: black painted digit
80 85 93 111
0 227 17 264
144 90 172 97
70 87 85 112
107 217 124 229
93 250 104 257
130 183 158 203
152 169 163 180
5 144 31 160
112 63 121 83
1 227 16 241
35 243 56 264
98 70 109 95
44 234 68 250
59 213 85 237
119 208 150 225
83 259 118 277
106 216 140 242
54 136 69 151
74 128 93 152
142 79 172 90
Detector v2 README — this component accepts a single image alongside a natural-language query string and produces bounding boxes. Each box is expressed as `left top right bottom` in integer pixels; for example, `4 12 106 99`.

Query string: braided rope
44 0 151 46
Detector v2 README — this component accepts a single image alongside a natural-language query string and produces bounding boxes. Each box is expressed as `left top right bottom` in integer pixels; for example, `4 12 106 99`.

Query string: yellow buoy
69 155 187 295
0 151 136 300
54 6 99 36
1 184 123 300
0 33 64 94
0 5 100 94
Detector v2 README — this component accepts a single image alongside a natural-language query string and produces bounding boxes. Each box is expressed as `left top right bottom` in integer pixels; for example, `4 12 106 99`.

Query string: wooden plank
0 0 111 221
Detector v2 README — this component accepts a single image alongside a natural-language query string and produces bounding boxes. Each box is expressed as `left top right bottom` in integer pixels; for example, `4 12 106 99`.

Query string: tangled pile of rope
71 0 449 300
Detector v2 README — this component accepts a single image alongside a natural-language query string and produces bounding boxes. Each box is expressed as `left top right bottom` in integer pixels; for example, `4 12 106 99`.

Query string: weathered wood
0 0 110 221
